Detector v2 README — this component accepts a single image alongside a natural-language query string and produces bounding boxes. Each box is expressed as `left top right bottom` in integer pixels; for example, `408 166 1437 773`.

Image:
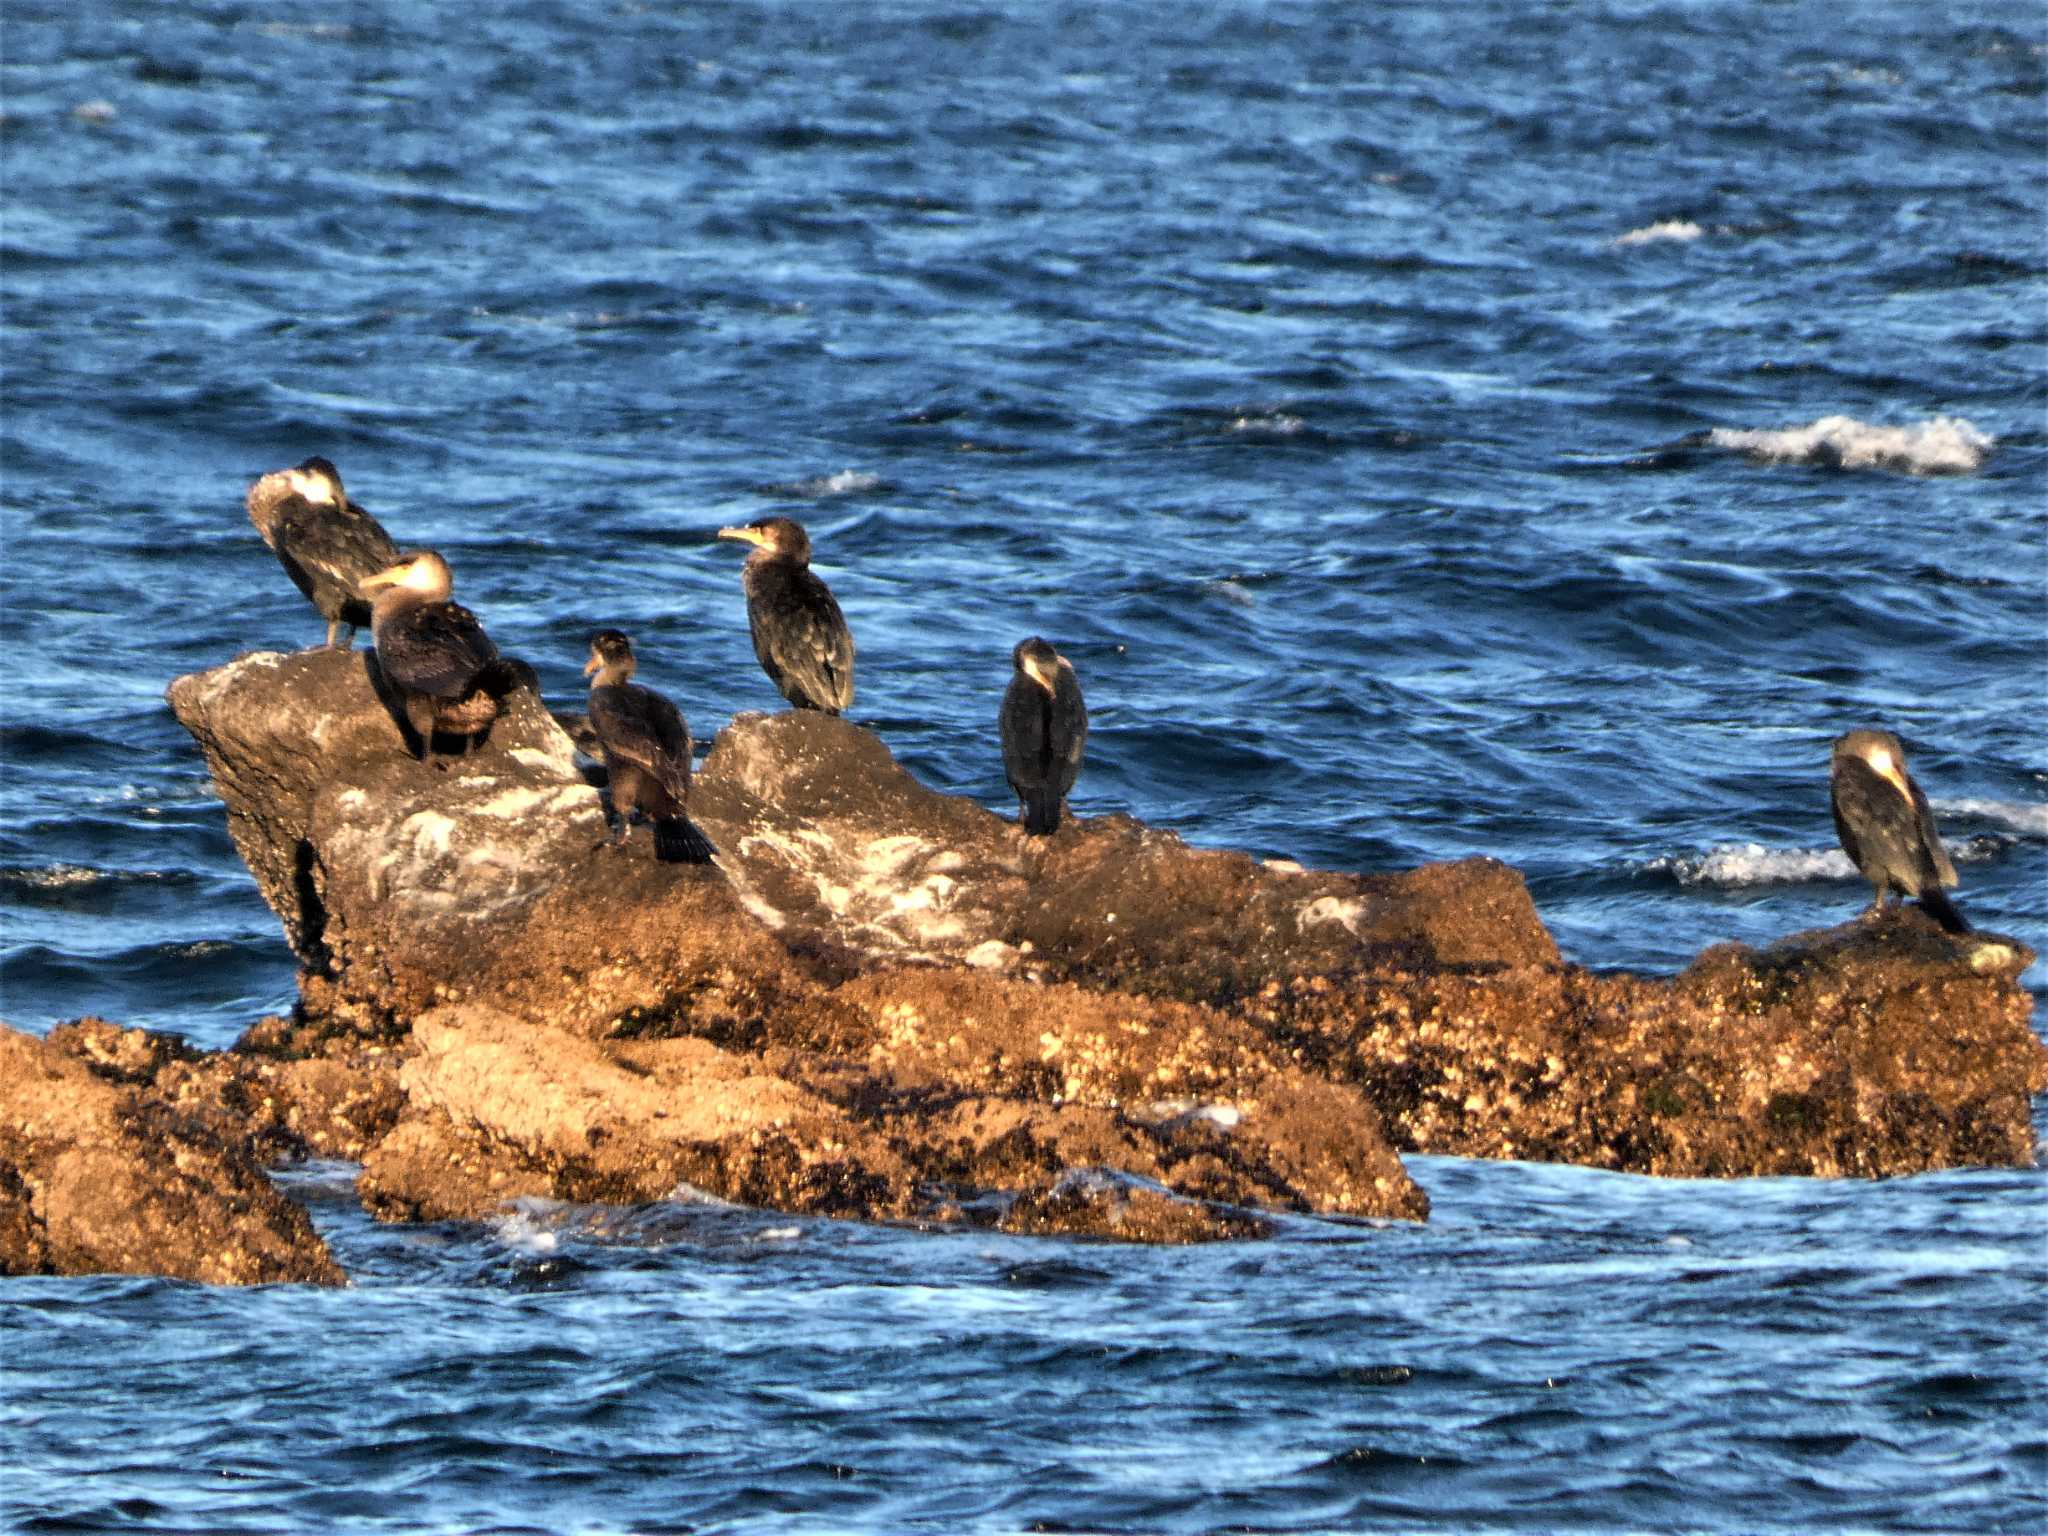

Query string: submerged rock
0 1022 343 1285
148 647 2046 1266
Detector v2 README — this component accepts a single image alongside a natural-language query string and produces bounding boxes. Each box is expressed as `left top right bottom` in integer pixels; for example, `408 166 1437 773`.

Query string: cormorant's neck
370 585 441 625
589 661 634 689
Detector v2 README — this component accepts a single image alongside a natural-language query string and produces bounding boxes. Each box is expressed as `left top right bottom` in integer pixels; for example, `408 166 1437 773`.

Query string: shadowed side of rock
0 1024 344 1285
1258 911 2046 1176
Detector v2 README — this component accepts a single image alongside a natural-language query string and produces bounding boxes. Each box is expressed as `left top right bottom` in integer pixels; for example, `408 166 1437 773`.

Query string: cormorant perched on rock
583 630 715 863
715 517 854 714
1830 728 1969 934
359 552 523 768
1000 637 1087 835
245 456 400 650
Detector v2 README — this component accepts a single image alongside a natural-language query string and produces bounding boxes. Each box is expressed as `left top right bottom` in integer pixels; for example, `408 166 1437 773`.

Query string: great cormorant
583 630 715 863
245 456 401 650
1829 728 1969 933
1000 637 1087 835
359 551 522 767
715 517 855 714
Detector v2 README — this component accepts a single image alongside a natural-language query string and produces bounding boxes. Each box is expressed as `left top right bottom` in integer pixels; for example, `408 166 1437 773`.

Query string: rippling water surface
3 2 2044 1530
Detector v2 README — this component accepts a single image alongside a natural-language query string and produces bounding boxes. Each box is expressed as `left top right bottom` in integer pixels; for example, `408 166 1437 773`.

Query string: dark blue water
3 2 2044 1530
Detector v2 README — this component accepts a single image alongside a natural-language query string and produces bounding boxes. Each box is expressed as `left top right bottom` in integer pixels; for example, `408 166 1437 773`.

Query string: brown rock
0 1024 342 1285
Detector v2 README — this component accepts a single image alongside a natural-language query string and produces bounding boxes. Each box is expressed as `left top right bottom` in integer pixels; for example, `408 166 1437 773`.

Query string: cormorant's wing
1905 773 1958 888
1831 761 1924 893
999 676 1050 792
382 602 499 700
590 684 691 805
278 502 402 596
1051 668 1088 797
760 572 855 711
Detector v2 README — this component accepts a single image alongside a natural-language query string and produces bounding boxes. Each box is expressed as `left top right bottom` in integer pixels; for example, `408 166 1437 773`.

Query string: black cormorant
359 551 522 767
1830 728 1969 933
715 517 854 713
583 629 715 863
1000 637 1087 835
246 456 401 650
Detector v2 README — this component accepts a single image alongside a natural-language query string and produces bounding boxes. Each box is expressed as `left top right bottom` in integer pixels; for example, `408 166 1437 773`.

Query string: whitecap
1933 798 2048 838
787 469 885 497
1650 844 1857 887
1614 219 1704 247
1707 414 1993 474
1227 413 1304 436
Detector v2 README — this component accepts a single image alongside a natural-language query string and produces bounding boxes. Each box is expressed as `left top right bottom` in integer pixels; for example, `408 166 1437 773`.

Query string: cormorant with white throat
715 517 855 714
1830 728 1970 934
359 551 523 767
245 456 400 649
1000 637 1087 835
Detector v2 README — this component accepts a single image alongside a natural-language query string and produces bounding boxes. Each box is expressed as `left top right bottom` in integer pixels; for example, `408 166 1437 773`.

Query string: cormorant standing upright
715 517 854 713
583 629 715 863
1000 637 1087 835
245 456 401 649
359 551 523 767
1829 728 1970 933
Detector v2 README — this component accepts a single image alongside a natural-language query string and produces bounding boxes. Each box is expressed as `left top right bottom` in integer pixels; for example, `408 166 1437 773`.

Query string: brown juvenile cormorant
583 630 715 863
715 517 855 714
1830 728 1969 933
1000 637 1088 835
245 456 401 650
359 551 522 768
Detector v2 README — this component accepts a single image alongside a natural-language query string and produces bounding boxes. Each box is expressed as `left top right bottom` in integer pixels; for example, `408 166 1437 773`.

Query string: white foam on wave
1614 219 1704 247
1655 832 2007 888
1227 412 1304 436
1708 414 1994 474
1934 798 2048 838
789 469 884 497
1654 844 1855 888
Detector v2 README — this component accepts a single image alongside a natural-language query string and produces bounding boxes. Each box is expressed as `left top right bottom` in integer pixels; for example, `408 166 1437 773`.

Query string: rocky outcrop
0 1022 344 1285
141 647 2046 1267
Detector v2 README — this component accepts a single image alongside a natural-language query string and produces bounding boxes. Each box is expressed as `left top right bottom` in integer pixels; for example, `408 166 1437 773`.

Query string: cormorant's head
585 628 636 681
1834 728 1912 800
1013 637 1065 694
361 550 454 601
283 456 345 509
717 516 811 563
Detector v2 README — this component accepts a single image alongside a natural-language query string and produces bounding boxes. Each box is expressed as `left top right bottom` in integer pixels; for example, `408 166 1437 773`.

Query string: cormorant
245 456 401 650
1830 728 1970 934
359 551 523 767
715 517 854 713
583 629 715 863
1000 637 1087 835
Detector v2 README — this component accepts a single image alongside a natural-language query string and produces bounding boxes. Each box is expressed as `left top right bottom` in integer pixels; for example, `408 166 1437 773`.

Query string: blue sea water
2 1 2044 1531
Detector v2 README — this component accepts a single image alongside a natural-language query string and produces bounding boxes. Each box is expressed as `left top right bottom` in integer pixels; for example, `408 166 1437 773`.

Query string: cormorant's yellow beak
717 525 772 549
582 653 602 677
360 566 403 592
1022 655 1057 692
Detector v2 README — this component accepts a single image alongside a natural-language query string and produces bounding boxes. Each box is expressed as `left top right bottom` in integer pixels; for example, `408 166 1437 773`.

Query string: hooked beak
1023 655 1059 693
1863 748 1912 803
359 566 404 592
717 525 772 550
582 653 601 677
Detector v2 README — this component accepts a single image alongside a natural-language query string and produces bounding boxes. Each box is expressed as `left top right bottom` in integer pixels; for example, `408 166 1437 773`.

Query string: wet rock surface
71 647 2040 1279
0 1022 344 1285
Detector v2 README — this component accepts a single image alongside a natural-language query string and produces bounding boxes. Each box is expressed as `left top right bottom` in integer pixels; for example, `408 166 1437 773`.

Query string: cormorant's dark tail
653 815 717 864
1918 888 1972 935
1020 791 1061 836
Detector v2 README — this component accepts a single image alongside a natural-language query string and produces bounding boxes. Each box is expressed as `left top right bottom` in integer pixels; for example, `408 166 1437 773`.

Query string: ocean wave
1707 414 1993 475
1652 835 2006 888
1933 799 2048 837
1226 412 1305 437
775 469 889 497
1614 219 1704 247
